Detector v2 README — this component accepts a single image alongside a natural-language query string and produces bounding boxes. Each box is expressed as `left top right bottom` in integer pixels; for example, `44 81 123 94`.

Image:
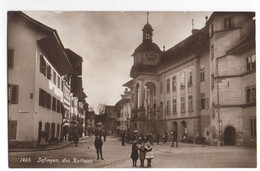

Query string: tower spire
147 12 149 24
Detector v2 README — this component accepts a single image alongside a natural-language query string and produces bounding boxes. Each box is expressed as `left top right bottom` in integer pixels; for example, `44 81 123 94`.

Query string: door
224 126 236 145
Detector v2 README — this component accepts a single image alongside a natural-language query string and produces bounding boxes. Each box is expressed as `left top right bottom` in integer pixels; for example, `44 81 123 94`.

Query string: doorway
224 126 236 145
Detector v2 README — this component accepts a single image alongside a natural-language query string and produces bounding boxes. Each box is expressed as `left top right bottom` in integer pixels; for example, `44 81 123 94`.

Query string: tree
97 103 106 115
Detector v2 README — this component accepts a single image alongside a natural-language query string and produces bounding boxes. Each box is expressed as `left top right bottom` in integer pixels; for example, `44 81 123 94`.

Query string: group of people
130 141 154 167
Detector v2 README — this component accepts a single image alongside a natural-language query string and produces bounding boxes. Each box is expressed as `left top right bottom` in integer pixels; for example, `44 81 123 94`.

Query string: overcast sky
23 11 212 112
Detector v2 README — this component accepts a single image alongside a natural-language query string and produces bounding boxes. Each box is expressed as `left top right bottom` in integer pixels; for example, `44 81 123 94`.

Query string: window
57 76 60 89
246 55 256 72
211 74 215 89
172 99 177 114
180 72 185 89
47 65 51 80
61 80 64 91
211 44 214 60
166 100 170 115
188 95 193 112
57 100 61 113
52 97 56 111
53 71 56 85
200 93 209 110
166 79 170 93
188 71 192 86
40 55 46 76
224 17 232 30
8 84 19 104
46 93 51 109
246 86 256 104
181 97 185 113
8 120 17 140
251 118 256 137
200 66 205 82
8 49 14 68
172 76 176 91
200 93 205 110
160 81 163 94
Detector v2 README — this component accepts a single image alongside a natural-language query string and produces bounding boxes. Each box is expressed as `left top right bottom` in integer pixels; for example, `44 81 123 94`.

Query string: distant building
103 105 117 135
8 12 87 148
123 12 255 146
115 88 131 135
85 110 95 134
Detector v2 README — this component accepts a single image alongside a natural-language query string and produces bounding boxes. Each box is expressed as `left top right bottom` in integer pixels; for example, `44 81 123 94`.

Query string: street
9 136 256 168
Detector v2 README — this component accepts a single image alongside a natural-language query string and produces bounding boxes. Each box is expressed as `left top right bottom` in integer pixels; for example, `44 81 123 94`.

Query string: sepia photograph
4 0 257 169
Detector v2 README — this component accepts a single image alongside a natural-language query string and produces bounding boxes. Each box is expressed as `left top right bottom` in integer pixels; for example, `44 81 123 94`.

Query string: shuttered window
8 49 14 68
8 120 17 140
40 55 46 76
52 97 56 111
8 84 19 104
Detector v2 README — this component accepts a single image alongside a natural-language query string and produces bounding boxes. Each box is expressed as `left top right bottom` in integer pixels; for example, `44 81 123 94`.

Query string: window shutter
197 100 201 111
42 90 46 107
11 85 19 104
39 89 42 106
8 49 14 68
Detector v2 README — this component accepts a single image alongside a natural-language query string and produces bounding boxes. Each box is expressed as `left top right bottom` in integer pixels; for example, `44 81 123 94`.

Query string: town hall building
123 12 255 146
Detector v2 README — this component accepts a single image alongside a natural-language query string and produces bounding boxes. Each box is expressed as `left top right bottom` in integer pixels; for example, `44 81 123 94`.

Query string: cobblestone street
9 136 256 168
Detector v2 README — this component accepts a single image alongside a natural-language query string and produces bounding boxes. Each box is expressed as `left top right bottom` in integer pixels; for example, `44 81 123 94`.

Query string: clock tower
130 12 162 78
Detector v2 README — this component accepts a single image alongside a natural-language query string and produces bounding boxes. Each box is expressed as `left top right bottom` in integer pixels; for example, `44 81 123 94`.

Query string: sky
23 11 212 112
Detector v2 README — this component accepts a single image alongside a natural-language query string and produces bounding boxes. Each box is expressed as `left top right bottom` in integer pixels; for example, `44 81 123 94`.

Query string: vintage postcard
5 0 257 169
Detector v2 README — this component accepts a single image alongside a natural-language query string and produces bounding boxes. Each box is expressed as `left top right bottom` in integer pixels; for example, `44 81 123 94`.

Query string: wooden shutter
8 49 14 68
8 120 17 140
11 85 19 104
39 89 42 106
42 90 46 107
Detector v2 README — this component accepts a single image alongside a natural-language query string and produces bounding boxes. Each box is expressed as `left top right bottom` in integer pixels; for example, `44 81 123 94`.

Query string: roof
155 27 209 70
11 11 75 75
132 41 162 56
206 12 255 26
130 63 157 78
123 79 134 88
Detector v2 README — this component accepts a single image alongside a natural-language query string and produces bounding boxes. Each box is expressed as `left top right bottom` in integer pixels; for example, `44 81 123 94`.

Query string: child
145 141 154 167
94 135 104 160
130 141 138 167
139 141 146 167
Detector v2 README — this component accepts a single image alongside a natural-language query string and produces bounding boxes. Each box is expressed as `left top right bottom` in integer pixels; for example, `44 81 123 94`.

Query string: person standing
139 141 146 167
39 131 47 150
121 130 125 146
73 128 79 147
145 141 154 167
171 129 178 148
130 141 139 167
94 135 104 160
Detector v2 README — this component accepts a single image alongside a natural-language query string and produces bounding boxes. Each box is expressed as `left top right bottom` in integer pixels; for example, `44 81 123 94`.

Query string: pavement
8 136 257 168
9 136 88 152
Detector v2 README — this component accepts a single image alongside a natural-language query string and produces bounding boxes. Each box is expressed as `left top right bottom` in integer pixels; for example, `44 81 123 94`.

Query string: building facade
103 105 117 135
115 88 131 135
123 12 255 146
8 12 87 148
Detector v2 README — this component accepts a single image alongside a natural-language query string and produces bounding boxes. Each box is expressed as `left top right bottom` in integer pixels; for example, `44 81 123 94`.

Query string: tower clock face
147 50 156 61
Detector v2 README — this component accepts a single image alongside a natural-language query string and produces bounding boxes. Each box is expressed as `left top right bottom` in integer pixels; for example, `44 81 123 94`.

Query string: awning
38 37 74 76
